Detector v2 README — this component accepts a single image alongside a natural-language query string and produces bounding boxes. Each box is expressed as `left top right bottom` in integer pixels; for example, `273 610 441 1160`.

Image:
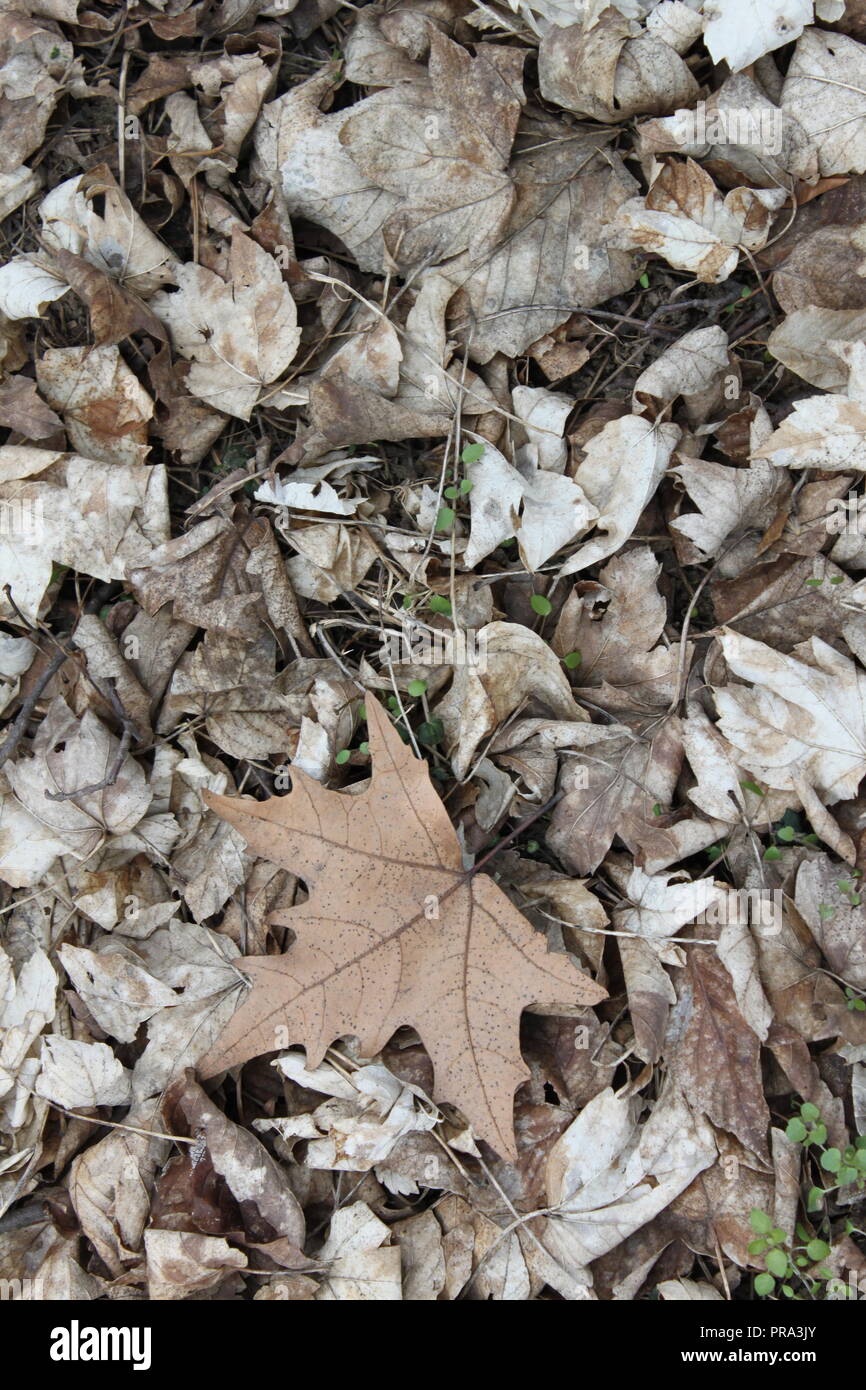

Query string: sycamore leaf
316 1202 401 1302
58 945 179 1044
0 374 62 439
672 456 789 559
558 415 680 577
658 1278 724 1301
144 1230 247 1300
541 1082 716 1271
434 621 586 781
611 158 785 283
339 31 525 270
781 28 866 177
715 629 866 804
753 394 866 471
795 856 866 990
0 255 68 319
151 229 300 420
0 446 169 624
462 438 598 571
613 864 725 942
703 0 816 73
547 718 685 877
440 133 640 363
40 166 176 297
36 1036 131 1109
36 345 152 467
198 693 605 1159
554 547 689 712
633 325 731 423
538 9 699 124
256 70 399 276
767 308 866 391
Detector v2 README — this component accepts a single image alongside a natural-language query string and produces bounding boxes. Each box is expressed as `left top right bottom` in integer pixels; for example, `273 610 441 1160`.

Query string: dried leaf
199 694 605 1158
151 230 300 419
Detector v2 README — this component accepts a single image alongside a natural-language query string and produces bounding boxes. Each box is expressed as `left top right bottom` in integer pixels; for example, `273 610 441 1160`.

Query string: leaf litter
1 0 866 1306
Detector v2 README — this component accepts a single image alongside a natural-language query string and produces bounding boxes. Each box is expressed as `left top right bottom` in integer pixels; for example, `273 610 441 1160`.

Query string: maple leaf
198 694 605 1158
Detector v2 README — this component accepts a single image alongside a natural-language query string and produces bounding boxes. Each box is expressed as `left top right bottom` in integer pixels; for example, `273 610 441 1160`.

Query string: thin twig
470 790 564 877
44 679 140 801
0 647 67 770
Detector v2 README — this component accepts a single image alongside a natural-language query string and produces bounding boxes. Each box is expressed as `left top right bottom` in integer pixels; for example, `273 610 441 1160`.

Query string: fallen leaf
703 0 816 72
672 456 790 561
36 346 153 466
539 9 699 123
339 32 525 270
144 1229 246 1300
68 1101 169 1278
35 1036 131 1109
316 1202 401 1301
198 694 605 1158
151 230 300 420
462 438 597 572
163 1072 305 1250
40 166 176 297
612 158 785 283
667 939 771 1159
0 255 68 319
795 855 866 989
58 944 179 1044
547 717 684 875
541 1081 716 1275
554 547 688 712
715 629 866 805
768 307 866 390
434 621 587 781
441 130 639 363
658 1276 724 1300
0 445 169 624
782 28 866 176
558 414 680 576
0 375 61 438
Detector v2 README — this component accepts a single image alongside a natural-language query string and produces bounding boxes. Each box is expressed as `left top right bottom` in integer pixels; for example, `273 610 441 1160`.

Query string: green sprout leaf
765 1249 789 1278
806 1239 830 1261
461 442 485 464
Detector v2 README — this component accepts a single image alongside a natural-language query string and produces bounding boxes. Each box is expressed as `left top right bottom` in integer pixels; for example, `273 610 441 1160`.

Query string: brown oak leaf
198 694 605 1158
